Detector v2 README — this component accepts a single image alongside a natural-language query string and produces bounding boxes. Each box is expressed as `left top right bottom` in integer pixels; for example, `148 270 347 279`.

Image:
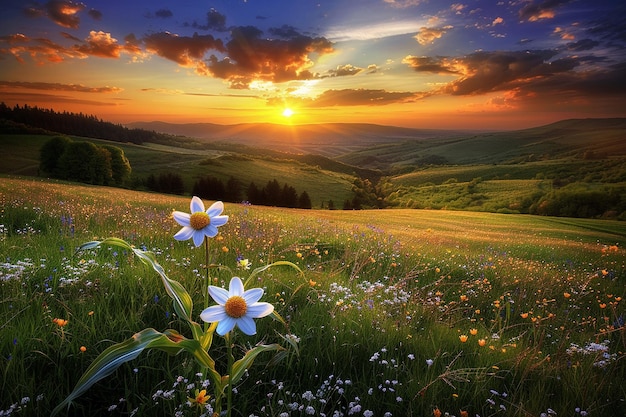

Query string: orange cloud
76 31 122 58
271 88 417 108
414 27 447 45
519 0 572 22
0 80 122 93
0 33 85 63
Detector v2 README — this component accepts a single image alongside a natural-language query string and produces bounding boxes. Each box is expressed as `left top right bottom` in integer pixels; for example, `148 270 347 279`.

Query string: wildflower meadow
1 176 625 417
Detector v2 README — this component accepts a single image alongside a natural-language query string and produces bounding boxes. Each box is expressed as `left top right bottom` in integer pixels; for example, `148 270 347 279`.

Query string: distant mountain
126 121 473 157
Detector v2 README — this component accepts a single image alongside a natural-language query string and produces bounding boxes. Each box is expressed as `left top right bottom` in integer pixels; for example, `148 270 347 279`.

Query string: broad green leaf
230 343 284 386
52 328 219 416
78 238 193 321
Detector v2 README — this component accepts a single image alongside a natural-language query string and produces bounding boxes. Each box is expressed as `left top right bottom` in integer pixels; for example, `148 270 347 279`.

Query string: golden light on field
282 108 294 118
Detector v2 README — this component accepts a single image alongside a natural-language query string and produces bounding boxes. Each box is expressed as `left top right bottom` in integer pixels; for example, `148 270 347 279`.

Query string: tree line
1 102 164 145
144 173 312 209
39 136 131 186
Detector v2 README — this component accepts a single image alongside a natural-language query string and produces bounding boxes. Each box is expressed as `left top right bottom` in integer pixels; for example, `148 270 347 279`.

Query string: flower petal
246 302 274 318
172 211 190 227
206 201 224 217
216 316 237 335
208 286 230 305
204 225 218 238
211 215 229 227
174 226 194 241
242 288 263 305
228 277 244 297
192 231 205 247
236 316 257 335
200 305 227 323
190 196 205 213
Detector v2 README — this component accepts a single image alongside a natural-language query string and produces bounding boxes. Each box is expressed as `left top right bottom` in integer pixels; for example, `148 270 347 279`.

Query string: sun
282 108 294 118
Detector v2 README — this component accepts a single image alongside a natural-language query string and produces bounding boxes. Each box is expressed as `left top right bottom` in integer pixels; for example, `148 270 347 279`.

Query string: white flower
200 277 274 335
173 197 228 247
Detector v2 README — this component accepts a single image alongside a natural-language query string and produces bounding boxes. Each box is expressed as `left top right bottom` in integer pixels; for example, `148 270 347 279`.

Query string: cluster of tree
1 103 162 145
529 183 626 218
144 173 312 209
39 136 131 186
145 173 185 195
245 179 312 209
343 178 388 209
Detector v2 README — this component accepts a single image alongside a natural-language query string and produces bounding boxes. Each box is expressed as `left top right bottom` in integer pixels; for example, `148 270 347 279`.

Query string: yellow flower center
189 212 210 230
224 296 247 318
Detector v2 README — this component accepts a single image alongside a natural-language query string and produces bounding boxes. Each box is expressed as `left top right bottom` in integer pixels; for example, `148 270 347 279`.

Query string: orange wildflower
459 335 468 343
470 328 478 335
478 338 487 346
433 408 442 417
53 318 68 327
188 389 209 407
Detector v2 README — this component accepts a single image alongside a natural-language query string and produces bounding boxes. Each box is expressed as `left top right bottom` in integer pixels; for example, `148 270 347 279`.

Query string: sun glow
282 108 294 118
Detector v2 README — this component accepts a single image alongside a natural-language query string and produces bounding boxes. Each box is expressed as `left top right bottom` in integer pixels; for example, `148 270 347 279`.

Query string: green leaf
245 260 303 285
78 238 193 321
229 343 284 386
52 328 220 416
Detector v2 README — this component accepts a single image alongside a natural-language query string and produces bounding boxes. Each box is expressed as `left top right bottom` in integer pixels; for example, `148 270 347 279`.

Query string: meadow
1 175 625 417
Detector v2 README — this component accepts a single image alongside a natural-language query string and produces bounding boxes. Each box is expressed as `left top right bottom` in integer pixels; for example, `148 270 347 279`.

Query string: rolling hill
126 120 471 157
3 113 626 216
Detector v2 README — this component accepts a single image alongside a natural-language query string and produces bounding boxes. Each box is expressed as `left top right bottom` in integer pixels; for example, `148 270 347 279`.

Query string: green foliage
39 136 71 177
38 136 132 187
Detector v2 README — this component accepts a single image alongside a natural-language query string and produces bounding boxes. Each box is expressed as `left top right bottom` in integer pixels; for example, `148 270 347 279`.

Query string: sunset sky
1 0 625 130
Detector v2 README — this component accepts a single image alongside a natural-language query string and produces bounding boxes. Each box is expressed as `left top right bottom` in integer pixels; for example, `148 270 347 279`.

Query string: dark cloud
325 64 363 77
402 56 459 74
143 32 225 66
155 9 173 19
88 8 102 20
401 48 626 112
586 8 626 45
566 39 599 52
23 0 86 29
439 50 565 95
188 9 228 31
518 0 573 22
205 25 333 87
60 31 82 42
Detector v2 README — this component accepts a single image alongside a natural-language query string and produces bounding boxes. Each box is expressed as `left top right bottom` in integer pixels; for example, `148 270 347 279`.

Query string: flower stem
227 331 233 417
204 236 210 332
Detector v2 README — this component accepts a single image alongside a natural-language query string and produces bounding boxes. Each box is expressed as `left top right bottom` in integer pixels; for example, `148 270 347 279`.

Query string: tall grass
1 176 625 417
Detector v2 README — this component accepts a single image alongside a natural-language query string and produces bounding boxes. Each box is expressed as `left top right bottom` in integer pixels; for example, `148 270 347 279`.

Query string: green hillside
338 118 626 168
1 134 356 208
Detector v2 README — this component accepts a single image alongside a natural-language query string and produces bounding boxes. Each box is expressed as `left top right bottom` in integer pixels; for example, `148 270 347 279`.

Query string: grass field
1 176 625 417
